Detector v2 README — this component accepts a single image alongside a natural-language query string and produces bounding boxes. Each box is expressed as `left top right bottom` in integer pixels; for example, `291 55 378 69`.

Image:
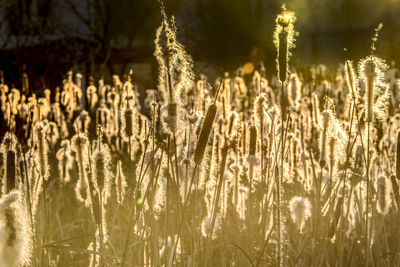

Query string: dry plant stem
173 135 180 189
166 138 171 255
209 144 229 237
98 193 105 267
121 153 163 267
365 121 371 267
255 221 275 267
22 149 36 266
173 164 199 261
41 174 48 267
277 81 285 267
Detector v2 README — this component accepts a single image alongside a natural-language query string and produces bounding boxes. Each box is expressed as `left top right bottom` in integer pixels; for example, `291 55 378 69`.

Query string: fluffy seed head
91 144 111 197
33 121 49 180
376 175 391 215
0 190 32 267
274 6 297 83
121 101 137 140
358 55 389 122
289 196 311 233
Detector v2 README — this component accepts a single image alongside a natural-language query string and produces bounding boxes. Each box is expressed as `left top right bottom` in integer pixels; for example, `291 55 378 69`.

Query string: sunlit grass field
0 5 400 267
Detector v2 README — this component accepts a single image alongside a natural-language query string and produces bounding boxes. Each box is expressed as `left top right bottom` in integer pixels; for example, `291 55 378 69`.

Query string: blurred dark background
0 0 399 93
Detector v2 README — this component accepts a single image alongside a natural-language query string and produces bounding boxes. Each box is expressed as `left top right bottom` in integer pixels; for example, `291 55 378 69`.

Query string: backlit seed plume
0 191 32 267
289 196 311 233
345 60 358 100
120 94 138 140
254 94 266 129
1 132 18 195
246 126 259 165
33 121 49 180
115 161 127 205
358 55 389 122
91 143 111 200
154 10 194 134
56 140 73 184
71 134 90 205
376 175 391 215
319 109 348 169
274 6 297 83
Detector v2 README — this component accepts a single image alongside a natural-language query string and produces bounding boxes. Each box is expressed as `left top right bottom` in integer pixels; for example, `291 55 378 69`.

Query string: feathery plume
0 191 31 267
289 196 311 233
274 6 297 83
376 175 392 215
33 121 49 180
358 55 389 122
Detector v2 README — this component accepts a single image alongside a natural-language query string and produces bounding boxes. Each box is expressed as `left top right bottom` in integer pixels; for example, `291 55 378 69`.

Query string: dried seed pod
6 150 15 194
194 104 217 165
364 59 376 122
248 126 257 156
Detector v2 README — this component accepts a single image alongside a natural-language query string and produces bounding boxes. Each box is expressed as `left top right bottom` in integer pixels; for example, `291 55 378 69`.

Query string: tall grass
0 6 399 267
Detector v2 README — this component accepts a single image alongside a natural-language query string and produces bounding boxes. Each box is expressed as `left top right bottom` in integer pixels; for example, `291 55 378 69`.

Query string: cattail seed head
121 95 138 140
121 107 135 139
248 126 257 156
1 133 18 195
274 7 297 84
365 59 376 122
5 151 15 195
161 102 181 135
33 122 49 180
71 134 90 205
194 104 217 165
358 55 389 122
320 111 331 167
319 109 347 171
91 144 111 197
278 32 288 83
